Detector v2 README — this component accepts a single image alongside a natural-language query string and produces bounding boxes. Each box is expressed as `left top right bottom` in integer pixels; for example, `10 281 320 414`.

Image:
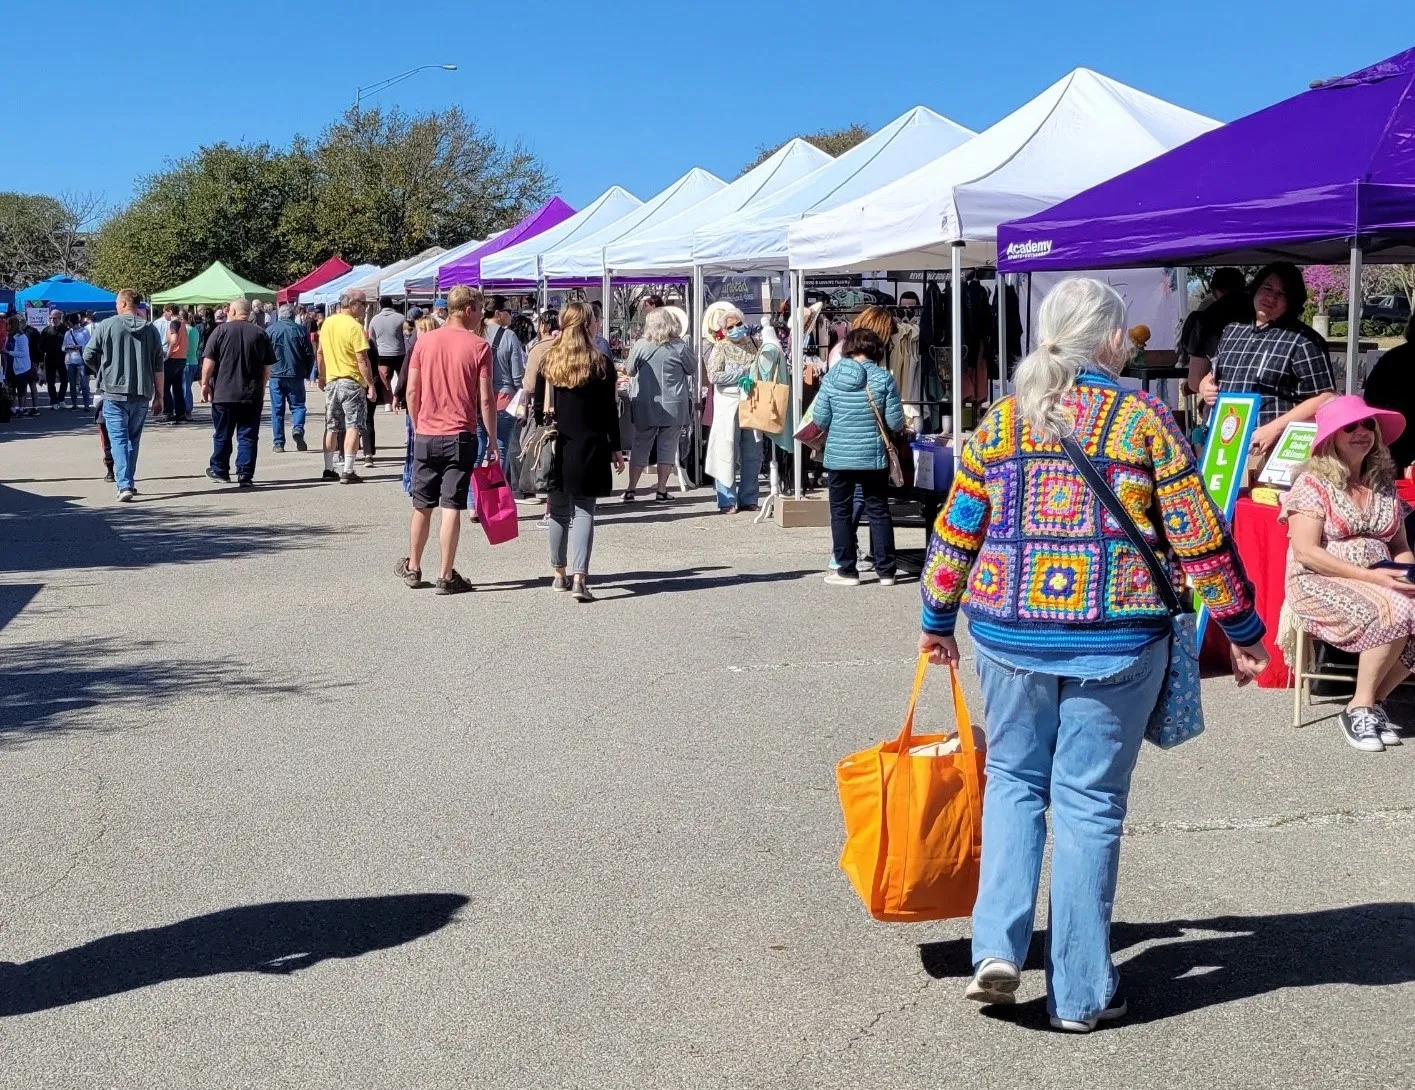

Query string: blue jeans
66 363 91 409
210 401 262 482
971 638 1166 1023
269 377 307 446
101 395 149 493
184 363 201 408
714 428 762 509
163 360 189 418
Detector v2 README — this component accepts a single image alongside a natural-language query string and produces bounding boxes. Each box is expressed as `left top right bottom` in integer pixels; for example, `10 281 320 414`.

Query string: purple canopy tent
996 47 1415 390
435 197 576 290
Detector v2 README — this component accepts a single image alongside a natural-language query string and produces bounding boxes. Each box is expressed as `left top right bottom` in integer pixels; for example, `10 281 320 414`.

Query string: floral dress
1280 472 1415 666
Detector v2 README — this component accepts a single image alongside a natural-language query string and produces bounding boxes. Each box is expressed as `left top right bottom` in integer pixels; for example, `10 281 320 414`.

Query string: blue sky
4 1 1399 218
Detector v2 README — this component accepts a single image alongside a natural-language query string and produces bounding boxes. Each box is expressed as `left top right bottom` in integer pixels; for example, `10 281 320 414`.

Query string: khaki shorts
325 378 368 435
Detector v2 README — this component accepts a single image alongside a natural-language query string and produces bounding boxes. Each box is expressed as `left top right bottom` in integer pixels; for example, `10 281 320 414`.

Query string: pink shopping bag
471 464 519 545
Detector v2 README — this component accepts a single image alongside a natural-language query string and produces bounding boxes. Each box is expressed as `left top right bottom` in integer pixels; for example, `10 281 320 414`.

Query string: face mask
726 325 748 342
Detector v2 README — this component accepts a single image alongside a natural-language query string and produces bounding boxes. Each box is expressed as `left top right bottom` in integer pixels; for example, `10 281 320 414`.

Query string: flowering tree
1303 265 1345 314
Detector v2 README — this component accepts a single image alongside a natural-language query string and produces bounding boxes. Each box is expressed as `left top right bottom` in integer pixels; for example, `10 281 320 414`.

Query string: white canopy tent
347 247 444 300
690 106 976 273
480 186 644 287
382 234 499 298
300 264 381 307
780 69 1218 474
604 140 833 277
786 68 1220 272
538 168 726 282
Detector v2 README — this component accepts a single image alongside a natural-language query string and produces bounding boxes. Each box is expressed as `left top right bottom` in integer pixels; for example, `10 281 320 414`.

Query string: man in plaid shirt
1196 262 1336 456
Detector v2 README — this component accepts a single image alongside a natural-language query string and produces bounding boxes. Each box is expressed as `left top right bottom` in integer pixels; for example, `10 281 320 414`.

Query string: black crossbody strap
1059 434 1183 617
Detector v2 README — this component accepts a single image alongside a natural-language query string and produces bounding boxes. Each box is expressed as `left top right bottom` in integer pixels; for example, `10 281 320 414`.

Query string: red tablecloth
1199 495 1291 688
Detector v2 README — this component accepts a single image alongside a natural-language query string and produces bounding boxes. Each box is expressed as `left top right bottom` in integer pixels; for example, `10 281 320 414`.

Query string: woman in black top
535 301 623 601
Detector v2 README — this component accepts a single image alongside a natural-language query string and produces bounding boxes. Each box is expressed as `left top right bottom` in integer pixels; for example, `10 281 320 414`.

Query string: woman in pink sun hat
1282 394 1414 752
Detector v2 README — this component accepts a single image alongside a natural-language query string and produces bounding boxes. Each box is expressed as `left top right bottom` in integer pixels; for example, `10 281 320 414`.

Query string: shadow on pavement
0 893 470 1017
472 566 731 594
0 583 41 636
0 636 346 746
918 902 1415 1026
0 482 346 573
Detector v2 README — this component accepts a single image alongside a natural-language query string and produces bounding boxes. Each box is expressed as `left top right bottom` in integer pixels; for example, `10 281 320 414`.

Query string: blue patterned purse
1061 436 1204 749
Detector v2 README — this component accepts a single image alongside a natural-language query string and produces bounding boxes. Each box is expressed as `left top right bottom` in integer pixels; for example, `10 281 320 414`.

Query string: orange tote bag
836 656 985 923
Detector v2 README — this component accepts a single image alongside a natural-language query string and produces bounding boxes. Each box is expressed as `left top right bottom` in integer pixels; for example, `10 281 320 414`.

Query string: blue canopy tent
16 276 117 313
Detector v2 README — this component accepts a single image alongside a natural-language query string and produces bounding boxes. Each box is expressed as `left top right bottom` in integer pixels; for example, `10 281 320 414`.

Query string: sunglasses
1342 419 1377 434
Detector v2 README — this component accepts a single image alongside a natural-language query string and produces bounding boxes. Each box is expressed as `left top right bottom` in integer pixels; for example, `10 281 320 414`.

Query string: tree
1387 265 1415 312
304 106 552 270
90 143 312 293
0 191 105 287
739 123 872 177
89 106 553 294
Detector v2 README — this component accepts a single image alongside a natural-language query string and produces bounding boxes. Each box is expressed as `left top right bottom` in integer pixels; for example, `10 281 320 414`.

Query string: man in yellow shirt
316 289 378 483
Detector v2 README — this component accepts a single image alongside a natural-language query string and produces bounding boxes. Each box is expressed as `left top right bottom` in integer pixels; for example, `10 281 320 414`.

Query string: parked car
1328 294 1411 324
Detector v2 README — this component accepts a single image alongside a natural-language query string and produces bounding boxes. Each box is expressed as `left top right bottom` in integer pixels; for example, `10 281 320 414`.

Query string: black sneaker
321 469 339 481
1340 707 1386 752
237 479 254 489
435 571 473 595
206 468 231 484
395 557 424 588
103 467 115 482
1372 703 1403 747
340 471 364 485
293 432 308 451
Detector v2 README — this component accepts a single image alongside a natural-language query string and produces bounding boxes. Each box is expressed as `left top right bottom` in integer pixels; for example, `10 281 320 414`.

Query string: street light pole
354 64 458 114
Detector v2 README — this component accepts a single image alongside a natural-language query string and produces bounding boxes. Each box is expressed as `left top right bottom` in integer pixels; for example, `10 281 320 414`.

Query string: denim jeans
163 360 189 418
714 428 762 509
971 638 1166 1023
828 469 894 577
101 395 149 492
269 377 307 446
66 363 91 409
184 363 201 409
210 401 262 482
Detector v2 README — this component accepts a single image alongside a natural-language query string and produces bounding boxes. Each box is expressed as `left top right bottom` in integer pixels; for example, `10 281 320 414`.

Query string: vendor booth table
1198 497 1291 689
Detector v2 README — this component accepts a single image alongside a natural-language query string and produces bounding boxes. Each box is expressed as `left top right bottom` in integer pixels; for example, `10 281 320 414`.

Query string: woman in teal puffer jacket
813 327 905 586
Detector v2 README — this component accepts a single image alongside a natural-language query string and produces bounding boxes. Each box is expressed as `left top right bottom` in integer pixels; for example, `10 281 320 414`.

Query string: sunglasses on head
1342 418 1377 433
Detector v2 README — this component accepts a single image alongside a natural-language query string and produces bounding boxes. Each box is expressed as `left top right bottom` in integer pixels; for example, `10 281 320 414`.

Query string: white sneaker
965 958 1021 1005
878 576 897 587
1373 704 1403 747
1050 992 1128 1033
823 572 860 587
1340 707 1387 752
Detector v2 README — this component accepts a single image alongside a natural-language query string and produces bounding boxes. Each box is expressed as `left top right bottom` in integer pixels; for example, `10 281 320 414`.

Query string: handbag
472 463 519 546
1059 435 1204 749
836 655 985 922
793 400 826 453
865 386 906 488
738 378 788 432
516 381 558 495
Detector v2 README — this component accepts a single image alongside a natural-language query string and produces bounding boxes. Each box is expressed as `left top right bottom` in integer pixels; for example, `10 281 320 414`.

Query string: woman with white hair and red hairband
703 301 765 513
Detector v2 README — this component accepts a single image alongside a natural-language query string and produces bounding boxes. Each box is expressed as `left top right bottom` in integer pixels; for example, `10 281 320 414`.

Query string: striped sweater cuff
1215 607 1265 648
921 602 957 637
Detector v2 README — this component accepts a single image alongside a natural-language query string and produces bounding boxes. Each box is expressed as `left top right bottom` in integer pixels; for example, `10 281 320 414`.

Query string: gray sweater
627 338 694 427
84 314 164 398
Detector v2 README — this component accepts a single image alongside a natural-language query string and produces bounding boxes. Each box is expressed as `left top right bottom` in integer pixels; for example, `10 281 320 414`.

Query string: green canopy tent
151 261 277 306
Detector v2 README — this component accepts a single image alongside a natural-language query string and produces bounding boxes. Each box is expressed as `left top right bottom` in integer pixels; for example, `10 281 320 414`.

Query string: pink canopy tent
278 256 353 305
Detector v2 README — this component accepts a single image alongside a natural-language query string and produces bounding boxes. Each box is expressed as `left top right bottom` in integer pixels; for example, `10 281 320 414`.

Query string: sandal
654 491 671 502
621 490 636 503
395 557 425 589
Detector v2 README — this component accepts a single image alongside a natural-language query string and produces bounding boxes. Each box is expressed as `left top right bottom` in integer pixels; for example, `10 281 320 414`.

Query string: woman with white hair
624 307 694 502
918 277 1269 1031
703 302 766 513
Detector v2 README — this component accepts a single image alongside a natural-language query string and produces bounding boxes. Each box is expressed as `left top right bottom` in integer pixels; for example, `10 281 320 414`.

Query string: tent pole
1346 242 1363 394
791 269 805 500
996 270 1009 394
692 264 705 490
601 269 612 352
950 242 964 454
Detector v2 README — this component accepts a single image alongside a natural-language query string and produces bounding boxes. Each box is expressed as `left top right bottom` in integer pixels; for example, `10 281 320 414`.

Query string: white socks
343 454 357 474
324 451 336 471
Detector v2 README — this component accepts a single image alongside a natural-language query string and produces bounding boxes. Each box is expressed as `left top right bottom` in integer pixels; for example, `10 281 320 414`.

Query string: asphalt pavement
1 395 1412 1090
